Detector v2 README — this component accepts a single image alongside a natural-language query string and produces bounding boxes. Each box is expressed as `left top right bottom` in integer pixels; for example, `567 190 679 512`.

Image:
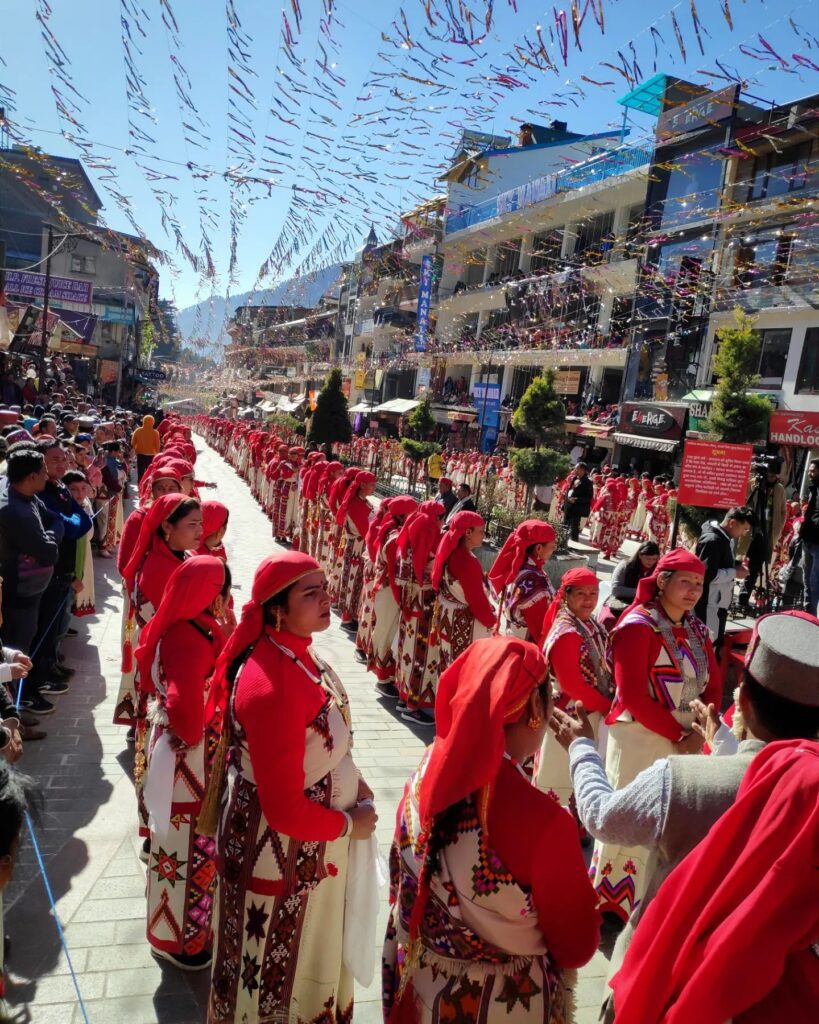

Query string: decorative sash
545 608 612 698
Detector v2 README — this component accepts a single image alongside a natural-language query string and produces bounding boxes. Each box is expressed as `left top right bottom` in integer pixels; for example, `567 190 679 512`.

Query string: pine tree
706 309 772 443
308 368 352 450
408 396 435 438
511 369 565 449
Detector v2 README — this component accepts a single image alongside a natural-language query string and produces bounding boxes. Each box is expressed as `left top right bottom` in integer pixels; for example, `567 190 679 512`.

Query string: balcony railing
444 143 653 235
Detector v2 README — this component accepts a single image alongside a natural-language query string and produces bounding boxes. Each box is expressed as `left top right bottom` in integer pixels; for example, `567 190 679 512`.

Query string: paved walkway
5 439 610 1023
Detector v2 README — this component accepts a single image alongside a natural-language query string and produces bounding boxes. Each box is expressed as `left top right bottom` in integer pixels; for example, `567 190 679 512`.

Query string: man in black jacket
563 462 594 541
802 458 819 614
445 483 477 523
24 440 91 709
695 507 754 644
435 477 458 516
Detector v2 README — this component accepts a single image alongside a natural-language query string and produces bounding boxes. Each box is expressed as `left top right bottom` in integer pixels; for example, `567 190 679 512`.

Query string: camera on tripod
750 455 782 488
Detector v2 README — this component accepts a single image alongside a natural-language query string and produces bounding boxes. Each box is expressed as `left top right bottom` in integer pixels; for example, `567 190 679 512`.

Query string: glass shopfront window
659 149 725 229
796 327 819 395
756 328 791 389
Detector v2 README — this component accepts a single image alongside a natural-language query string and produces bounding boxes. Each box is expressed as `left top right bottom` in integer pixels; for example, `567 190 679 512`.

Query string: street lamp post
37 225 54 389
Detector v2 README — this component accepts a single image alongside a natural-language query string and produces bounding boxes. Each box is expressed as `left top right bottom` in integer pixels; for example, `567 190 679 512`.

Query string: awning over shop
613 432 679 453
373 398 420 415
348 401 373 414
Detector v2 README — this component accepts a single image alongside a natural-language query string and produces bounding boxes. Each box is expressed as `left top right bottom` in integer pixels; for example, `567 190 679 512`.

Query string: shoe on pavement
340 620 358 633
139 837 150 864
396 700 407 711
150 946 212 972
401 709 435 727
18 710 41 728
20 725 47 741
52 665 74 681
374 682 399 700
66 628 79 637
353 649 367 664
41 679 70 695
26 695 55 716
126 725 136 745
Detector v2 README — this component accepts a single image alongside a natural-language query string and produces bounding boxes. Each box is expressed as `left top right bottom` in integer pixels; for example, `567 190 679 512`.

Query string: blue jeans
805 542 819 615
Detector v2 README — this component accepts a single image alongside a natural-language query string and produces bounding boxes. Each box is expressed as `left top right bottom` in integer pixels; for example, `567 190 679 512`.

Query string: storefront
613 401 688 477
564 418 615 468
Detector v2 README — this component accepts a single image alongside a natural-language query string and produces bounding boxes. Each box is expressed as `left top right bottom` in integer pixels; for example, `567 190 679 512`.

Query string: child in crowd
63 471 96 619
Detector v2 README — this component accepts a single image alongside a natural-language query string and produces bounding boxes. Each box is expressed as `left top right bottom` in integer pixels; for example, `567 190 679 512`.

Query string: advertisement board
677 440 753 509
474 381 501 453
414 254 434 353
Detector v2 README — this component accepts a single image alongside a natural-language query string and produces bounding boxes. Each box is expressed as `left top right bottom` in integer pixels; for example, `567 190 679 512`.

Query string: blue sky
1 0 816 321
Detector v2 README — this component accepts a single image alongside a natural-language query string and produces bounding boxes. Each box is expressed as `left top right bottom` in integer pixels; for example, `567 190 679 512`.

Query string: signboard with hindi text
677 439 753 510
554 370 582 395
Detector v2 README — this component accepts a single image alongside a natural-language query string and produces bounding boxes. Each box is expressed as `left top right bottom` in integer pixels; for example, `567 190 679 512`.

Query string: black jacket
565 474 594 517
0 481 63 599
801 484 819 545
436 489 458 515
695 521 738 625
40 480 93 580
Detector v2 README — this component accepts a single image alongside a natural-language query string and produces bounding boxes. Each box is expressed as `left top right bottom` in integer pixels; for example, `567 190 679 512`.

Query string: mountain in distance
176 263 343 351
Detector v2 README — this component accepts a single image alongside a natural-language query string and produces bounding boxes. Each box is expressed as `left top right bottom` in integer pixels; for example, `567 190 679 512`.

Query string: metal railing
444 143 653 235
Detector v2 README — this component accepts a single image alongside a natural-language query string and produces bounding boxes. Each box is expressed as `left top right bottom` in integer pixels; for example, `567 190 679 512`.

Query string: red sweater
160 617 220 747
487 760 600 968
549 633 611 716
234 628 348 842
447 544 496 629
608 620 721 742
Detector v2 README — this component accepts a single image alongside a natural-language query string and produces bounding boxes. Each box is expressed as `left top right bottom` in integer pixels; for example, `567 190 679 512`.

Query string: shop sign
656 85 738 142
354 368 366 389
5 269 93 305
677 440 753 509
554 370 581 395
474 381 501 453
619 402 686 441
415 367 431 393
769 410 819 448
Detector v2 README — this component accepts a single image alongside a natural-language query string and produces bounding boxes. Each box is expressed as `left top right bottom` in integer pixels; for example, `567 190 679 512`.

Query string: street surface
5 440 610 1023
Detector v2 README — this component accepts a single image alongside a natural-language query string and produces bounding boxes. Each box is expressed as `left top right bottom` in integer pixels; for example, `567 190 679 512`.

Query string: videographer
738 458 786 613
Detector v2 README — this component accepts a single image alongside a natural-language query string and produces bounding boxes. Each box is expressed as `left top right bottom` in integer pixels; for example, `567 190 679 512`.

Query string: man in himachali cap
550 609 819 1024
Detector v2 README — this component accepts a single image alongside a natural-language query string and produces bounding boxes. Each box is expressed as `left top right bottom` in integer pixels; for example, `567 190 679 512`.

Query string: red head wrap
419 637 547 829
122 494 194 597
135 555 228 699
199 500 229 544
431 510 484 592
328 468 358 515
539 567 600 641
317 462 343 499
438 477 453 487
396 500 446 586
632 548 705 609
209 552 320 714
372 496 418 564
488 519 556 595
335 470 376 527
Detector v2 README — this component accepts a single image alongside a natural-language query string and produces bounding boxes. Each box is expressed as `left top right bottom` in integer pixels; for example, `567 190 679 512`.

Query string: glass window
70 255 83 273
83 256 96 275
748 144 809 202
659 149 725 229
796 327 819 395
756 328 791 389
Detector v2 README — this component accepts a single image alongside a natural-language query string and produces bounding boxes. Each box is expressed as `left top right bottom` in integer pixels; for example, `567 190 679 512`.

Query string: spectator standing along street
131 414 161 483
695 507 754 644
0 447 63 715
563 462 593 541
801 459 819 614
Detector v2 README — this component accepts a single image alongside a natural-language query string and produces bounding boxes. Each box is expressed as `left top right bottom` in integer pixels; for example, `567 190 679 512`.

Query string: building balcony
406 343 628 370
713 269 819 313
444 143 653 237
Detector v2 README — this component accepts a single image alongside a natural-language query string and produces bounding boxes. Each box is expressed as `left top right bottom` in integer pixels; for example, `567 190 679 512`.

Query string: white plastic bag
343 822 388 987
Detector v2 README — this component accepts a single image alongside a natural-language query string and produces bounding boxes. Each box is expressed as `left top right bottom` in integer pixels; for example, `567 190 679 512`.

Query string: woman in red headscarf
361 496 418 703
113 494 202 729
207 552 377 1023
326 468 358 601
382 637 600 1021
336 470 376 630
489 519 557 645
432 510 497 672
354 500 395 665
392 501 446 714
136 556 232 971
534 568 613 805
592 548 720 920
316 461 343 572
